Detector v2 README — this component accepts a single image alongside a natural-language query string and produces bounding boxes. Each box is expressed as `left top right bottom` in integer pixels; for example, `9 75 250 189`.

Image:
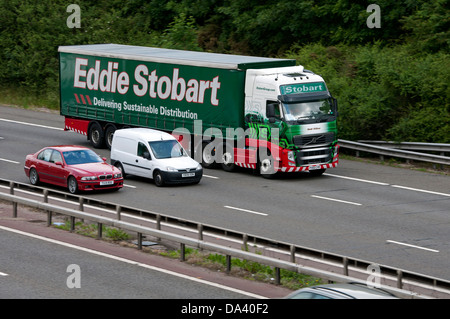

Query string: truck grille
293 132 335 148
296 147 333 166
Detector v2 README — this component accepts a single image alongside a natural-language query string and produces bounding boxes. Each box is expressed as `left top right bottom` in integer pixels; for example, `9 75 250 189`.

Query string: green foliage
0 0 448 142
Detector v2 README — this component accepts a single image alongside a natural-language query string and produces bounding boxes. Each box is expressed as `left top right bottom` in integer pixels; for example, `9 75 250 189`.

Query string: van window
149 140 185 159
137 142 150 158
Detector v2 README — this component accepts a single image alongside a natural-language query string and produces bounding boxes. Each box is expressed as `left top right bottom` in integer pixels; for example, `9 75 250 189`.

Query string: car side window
137 142 150 158
50 150 63 163
38 149 53 162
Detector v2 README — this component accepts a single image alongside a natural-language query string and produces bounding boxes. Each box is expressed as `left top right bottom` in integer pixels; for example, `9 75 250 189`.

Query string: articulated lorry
58 44 338 177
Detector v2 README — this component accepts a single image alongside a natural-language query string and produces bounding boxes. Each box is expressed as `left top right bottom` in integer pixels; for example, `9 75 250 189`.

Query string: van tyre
154 171 165 187
89 122 105 148
114 162 127 178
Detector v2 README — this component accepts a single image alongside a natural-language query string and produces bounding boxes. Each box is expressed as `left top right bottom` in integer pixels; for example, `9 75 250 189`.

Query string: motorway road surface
1 105 449 283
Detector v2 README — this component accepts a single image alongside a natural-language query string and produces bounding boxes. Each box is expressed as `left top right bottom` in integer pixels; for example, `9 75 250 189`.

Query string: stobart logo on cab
73 58 221 105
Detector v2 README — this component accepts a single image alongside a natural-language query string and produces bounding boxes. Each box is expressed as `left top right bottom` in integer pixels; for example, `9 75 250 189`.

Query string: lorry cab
110 128 202 186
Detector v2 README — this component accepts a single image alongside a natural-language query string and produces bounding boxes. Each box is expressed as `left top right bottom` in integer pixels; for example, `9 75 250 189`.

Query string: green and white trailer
59 44 339 177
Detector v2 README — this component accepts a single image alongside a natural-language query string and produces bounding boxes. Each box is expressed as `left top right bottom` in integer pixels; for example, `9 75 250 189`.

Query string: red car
24 145 123 194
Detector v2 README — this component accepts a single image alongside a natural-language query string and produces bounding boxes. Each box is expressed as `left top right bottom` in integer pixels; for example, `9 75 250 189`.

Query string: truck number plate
309 165 322 171
182 173 195 178
100 180 114 185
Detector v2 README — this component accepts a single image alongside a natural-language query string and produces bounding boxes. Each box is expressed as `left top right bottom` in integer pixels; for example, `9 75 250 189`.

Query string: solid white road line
0 158 20 164
324 173 389 185
391 185 450 198
224 205 268 216
387 240 439 253
203 174 219 179
0 272 8 276
311 195 362 206
0 118 63 131
0 225 265 298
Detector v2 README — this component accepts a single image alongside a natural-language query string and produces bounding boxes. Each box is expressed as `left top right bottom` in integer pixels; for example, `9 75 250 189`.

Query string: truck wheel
309 168 326 176
29 168 40 185
202 141 217 168
105 125 116 149
221 145 236 172
153 171 165 187
259 153 277 179
67 176 79 194
89 122 104 148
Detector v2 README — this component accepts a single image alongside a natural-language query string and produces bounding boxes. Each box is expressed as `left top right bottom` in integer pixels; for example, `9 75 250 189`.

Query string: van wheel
114 162 127 178
154 171 165 187
89 122 104 148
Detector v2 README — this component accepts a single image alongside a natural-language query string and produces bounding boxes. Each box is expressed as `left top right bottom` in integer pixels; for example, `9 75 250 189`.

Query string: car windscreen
149 140 185 159
63 149 103 165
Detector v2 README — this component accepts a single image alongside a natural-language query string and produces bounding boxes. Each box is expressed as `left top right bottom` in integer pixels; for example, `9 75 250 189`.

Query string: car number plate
182 173 195 178
100 180 114 185
309 165 322 171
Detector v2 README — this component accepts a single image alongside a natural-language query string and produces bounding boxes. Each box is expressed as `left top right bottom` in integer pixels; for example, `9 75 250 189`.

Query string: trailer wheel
105 125 116 149
201 141 217 168
89 122 104 148
221 144 236 172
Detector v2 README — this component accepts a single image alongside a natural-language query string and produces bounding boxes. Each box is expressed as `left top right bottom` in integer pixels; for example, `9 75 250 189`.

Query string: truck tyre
105 125 116 149
67 176 79 194
201 141 217 168
259 152 277 179
29 168 40 185
221 144 236 172
89 122 105 148
309 168 326 176
153 170 165 187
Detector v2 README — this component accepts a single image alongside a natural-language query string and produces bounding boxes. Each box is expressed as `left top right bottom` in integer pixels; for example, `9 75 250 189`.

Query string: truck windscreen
281 99 335 124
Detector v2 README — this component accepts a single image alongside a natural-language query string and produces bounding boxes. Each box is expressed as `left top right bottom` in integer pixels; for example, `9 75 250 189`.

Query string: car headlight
81 176 97 181
166 166 178 172
113 173 122 178
196 163 202 170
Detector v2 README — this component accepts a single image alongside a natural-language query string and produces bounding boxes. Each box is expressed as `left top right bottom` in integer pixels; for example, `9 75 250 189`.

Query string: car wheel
153 171 165 187
29 168 39 185
67 176 79 194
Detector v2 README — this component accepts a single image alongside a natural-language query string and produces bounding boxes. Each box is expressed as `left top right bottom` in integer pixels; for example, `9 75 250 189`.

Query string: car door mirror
54 161 64 167
143 151 151 160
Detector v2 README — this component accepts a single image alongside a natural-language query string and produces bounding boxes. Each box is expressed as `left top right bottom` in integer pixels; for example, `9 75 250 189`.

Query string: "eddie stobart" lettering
73 58 221 105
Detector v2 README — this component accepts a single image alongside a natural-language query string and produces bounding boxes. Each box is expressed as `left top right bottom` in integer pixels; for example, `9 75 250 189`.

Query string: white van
110 128 202 186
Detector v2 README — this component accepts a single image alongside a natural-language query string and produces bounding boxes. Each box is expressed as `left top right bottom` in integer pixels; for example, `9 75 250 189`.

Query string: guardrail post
343 257 349 276
198 224 203 241
180 243 185 261
243 234 248 251
275 267 281 285
156 214 161 241
70 216 75 232
397 270 403 289
46 211 52 226
97 222 102 239
79 197 84 211
12 202 17 218
116 205 121 220
43 190 48 203
226 255 231 274
290 245 296 263
137 232 143 250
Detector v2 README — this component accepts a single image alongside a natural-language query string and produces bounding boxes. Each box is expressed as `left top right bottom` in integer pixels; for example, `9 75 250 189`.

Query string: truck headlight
287 151 295 162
